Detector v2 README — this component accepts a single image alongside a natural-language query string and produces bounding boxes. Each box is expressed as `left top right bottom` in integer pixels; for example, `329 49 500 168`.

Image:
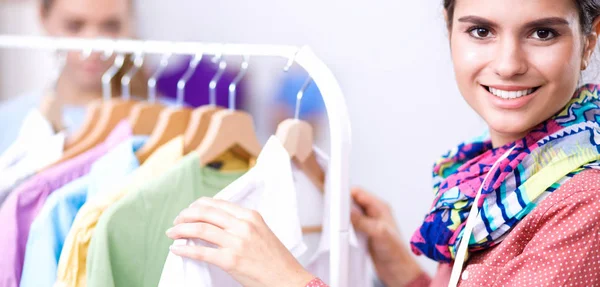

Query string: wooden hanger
135 107 191 163
196 55 261 166
183 105 221 154
276 119 325 192
277 76 324 235
196 109 261 166
183 55 227 154
135 53 202 163
128 53 171 135
51 53 137 166
64 99 102 149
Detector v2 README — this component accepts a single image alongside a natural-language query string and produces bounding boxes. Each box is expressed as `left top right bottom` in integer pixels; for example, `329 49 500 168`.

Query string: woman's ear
582 17 600 70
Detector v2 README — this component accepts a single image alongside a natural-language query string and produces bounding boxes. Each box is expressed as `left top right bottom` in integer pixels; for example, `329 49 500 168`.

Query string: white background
0 0 487 274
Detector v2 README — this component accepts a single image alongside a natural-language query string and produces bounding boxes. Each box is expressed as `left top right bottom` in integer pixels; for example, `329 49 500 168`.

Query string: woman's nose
492 38 528 78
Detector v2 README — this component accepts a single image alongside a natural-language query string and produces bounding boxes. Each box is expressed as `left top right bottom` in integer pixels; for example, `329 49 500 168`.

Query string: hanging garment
0 91 47 154
0 109 56 170
20 136 147 287
411 84 600 263
85 154 246 287
54 136 185 287
0 121 132 287
159 137 304 287
0 90 86 154
158 137 372 287
297 150 371 287
0 110 65 207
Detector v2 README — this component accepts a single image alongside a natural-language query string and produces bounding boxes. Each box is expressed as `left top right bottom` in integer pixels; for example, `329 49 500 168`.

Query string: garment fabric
398 169 600 287
85 153 245 287
0 90 86 154
0 109 65 207
54 136 185 287
0 121 131 287
159 137 371 287
20 136 146 287
411 84 600 263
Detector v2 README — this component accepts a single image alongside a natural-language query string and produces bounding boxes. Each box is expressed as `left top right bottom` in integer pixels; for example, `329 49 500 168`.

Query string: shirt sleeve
490 188 600 286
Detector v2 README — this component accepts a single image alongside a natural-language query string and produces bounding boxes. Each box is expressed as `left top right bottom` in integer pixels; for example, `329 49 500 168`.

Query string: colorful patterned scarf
411 84 600 263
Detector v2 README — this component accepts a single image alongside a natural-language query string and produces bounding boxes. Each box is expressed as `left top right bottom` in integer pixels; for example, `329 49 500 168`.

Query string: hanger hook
177 52 203 107
101 53 126 101
80 47 93 61
228 55 249 111
121 50 144 100
295 76 312 120
148 52 171 104
283 48 301 72
209 53 227 106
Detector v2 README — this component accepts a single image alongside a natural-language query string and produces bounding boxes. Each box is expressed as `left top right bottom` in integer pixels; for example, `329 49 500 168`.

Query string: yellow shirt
55 135 250 287
55 137 186 287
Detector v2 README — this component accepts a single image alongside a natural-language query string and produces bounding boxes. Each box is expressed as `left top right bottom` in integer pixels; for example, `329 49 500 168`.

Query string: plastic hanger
183 54 226 154
134 53 199 163
196 55 261 166
128 52 169 135
55 51 137 165
275 76 325 234
63 49 102 149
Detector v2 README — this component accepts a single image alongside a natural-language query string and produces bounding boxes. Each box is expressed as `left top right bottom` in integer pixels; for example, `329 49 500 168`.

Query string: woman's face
41 0 132 91
449 0 597 146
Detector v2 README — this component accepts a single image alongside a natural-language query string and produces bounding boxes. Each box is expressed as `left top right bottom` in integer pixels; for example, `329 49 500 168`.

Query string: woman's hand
351 187 424 287
166 197 315 287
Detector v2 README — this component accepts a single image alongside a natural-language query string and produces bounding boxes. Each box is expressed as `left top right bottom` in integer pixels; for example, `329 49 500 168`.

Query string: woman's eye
469 27 492 39
530 29 556 40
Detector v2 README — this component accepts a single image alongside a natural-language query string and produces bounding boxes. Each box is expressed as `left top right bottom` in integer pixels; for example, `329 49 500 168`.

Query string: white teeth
488 87 535 99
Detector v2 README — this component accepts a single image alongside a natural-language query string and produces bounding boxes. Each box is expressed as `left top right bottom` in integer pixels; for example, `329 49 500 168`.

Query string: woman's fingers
167 222 240 248
192 197 261 223
174 204 237 230
169 245 235 271
351 187 388 217
351 208 380 237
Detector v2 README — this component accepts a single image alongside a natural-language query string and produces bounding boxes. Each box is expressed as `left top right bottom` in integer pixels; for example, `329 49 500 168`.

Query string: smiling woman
161 0 600 287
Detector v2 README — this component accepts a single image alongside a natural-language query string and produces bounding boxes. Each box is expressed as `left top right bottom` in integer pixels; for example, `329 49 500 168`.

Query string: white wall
0 0 487 275
0 0 54 101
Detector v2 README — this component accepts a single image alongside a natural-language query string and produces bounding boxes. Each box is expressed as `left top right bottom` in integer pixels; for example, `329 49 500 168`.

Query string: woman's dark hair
443 0 600 35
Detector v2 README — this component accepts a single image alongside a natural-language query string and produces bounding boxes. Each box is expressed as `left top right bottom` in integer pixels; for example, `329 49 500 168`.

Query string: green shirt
86 153 245 287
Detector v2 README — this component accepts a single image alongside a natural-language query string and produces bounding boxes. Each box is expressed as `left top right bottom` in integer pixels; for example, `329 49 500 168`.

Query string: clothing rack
0 34 352 287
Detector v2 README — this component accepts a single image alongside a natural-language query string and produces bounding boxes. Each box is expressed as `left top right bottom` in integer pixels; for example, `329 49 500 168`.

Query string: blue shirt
19 136 147 287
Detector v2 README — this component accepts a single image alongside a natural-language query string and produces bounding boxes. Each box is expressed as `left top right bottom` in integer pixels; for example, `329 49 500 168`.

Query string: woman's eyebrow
522 17 570 29
457 16 497 28
457 15 570 29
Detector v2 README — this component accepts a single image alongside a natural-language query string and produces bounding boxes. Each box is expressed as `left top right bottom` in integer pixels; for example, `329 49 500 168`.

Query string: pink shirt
0 122 131 287
309 169 600 287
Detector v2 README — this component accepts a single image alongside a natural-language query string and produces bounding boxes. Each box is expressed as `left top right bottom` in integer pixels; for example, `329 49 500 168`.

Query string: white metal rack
0 35 352 287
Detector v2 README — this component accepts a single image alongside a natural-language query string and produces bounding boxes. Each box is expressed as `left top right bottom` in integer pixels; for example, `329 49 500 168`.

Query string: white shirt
159 137 371 287
0 109 65 205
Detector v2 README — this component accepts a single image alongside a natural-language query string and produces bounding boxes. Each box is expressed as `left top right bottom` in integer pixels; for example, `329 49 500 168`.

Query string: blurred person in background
0 0 249 154
0 0 147 153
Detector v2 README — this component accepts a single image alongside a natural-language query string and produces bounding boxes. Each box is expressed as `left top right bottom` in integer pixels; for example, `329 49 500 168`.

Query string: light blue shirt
19 136 147 287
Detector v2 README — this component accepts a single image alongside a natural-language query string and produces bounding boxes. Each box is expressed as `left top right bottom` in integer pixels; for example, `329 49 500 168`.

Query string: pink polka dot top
308 169 600 287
